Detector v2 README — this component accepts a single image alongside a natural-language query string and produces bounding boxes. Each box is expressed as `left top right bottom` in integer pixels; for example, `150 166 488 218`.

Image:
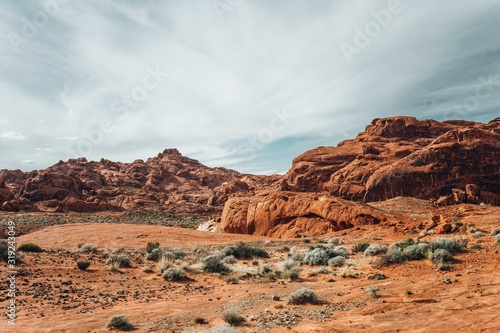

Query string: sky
0 0 499 175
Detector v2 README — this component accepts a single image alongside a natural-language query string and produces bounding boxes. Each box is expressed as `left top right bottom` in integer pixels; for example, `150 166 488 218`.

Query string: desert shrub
403 243 431 260
105 314 133 330
106 254 131 270
17 243 42 252
146 242 161 253
222 308 245 326
328 237 341 246
473 231 484 238
364 244 388 256
303 247 329 265
384 246 406 264
162 268 186 281
392 238 416 250
77 261 91 270
220 242 269 259
278 259 301 281
490 228 500 236
164 249 187 261
289 288 318 304
157 256 173 273
222 255 237 264
78 243 97 254
145 247 165 261
366 286 380 297
259 265 273 276
496 234 500 244
431 238 462 253
328 256 346 267
202 255 230 274
278 246 290 252
330 246 349 258
353 242 370 253
431 249 453 270
310 266 330 276
225 276 239 284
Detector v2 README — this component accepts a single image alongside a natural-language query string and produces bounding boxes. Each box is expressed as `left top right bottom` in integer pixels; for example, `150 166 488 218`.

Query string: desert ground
1 198 499 333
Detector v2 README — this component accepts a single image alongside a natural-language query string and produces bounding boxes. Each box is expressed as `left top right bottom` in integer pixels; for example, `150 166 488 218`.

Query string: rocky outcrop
0 148 278 213
221 117 499 237
283 117 500 205
221 192 388 237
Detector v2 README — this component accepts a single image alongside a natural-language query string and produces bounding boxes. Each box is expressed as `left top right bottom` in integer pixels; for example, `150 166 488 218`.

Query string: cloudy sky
1 0 499 174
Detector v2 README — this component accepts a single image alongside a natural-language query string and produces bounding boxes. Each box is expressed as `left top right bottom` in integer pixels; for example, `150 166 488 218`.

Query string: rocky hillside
0 148 278 213
221 117 500 236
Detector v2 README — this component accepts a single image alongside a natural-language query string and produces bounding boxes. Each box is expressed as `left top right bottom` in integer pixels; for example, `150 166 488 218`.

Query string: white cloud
0 1 499 172
1 131 25 140
22 160 35 165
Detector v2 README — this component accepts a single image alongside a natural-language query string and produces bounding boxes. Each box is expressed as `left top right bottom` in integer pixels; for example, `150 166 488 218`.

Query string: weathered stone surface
0 149 278 213
221 192 388 237
281 117 499 205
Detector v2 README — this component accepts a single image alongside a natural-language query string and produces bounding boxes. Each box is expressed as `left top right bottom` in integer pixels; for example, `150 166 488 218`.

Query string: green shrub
222 308 245 326
496 234 500 244
490 228 500 236
392 238 416 250
162 268 186 281
364 244 388 256
17 243 42 252
328 237 341 246
202 255 230 274
403 243 431 260
164 249 187 261
145 247 165 261
383 246 406 264
106 254 131 270
77 261 91 270
146 242 161 253
431 238 462 253
328 256 345 267
353 242 370 253
303 247 329 265
105 314 133 330
330 246 349 258
220 242 269 259
278 259 301 281
222 255 237 264
289 288 318 304
78 243 97 254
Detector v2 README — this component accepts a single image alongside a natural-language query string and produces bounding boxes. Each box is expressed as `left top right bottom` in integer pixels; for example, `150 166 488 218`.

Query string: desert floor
1 199 499 333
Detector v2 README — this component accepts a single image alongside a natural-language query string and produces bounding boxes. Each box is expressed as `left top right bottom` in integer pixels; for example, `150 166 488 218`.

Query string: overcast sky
1 0 499 174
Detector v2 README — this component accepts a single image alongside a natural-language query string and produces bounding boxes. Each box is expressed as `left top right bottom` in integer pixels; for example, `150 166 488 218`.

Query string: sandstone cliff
0 148 277 213
221 117 500 236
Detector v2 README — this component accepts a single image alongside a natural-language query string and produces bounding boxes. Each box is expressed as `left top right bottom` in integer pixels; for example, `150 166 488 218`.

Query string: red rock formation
221 191 388 237
283 116 500 205
221 117 499 237
0 149 278 213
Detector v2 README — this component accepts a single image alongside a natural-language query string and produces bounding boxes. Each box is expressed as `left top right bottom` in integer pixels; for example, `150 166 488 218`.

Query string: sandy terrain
1 200 499 333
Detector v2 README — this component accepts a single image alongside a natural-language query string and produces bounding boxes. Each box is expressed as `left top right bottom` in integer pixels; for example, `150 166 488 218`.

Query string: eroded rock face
221 192 388 237
221 117 499 237
283 117 500 205
0 149 278 213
